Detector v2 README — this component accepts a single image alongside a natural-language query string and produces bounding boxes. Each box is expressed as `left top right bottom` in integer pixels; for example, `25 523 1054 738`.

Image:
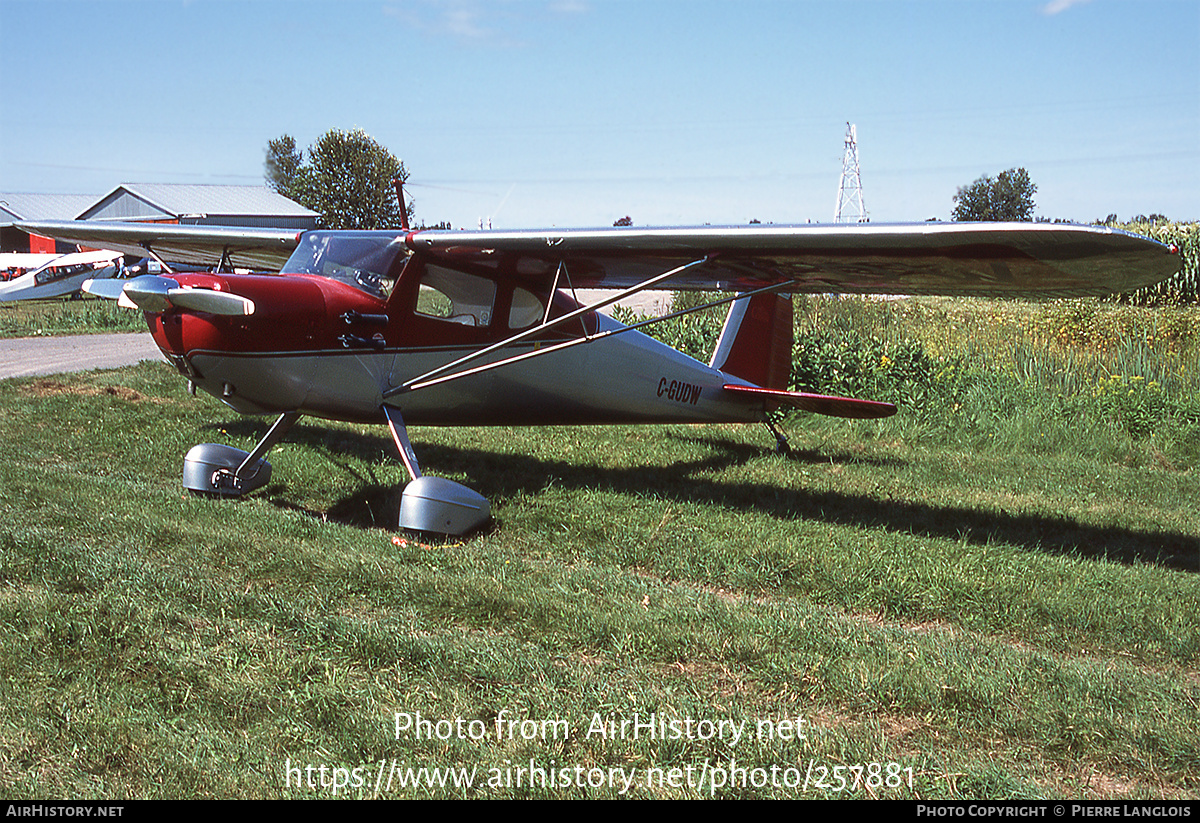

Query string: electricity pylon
834 122 867 223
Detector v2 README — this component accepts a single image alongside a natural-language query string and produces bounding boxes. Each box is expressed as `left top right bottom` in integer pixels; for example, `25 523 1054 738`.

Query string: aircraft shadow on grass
204 420 1198 573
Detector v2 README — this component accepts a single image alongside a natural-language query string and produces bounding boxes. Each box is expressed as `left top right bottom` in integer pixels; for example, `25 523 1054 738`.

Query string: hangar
78 183 317 229
1 193 99 254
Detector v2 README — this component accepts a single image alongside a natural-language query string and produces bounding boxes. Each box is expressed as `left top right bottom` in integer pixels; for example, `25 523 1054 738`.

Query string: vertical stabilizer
708 292 793 390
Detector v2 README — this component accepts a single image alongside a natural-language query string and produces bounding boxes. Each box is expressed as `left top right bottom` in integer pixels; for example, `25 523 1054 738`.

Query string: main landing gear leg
765 419 792 457
182 411 302 495
384 407 490 536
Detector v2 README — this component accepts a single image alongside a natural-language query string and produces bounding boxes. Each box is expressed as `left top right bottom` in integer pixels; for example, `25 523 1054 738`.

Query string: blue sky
2 0 1196 228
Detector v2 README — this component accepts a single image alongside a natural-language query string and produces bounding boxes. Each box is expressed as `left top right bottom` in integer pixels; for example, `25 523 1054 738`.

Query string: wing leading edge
406 222 1180 299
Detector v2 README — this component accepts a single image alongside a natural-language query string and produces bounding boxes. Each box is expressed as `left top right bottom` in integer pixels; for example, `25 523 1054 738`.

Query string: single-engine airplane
1 252 58 280
17 215 1181 534
0 249 123 302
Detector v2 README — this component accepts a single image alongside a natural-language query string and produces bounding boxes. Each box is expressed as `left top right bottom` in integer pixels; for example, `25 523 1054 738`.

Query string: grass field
0 297 1197 799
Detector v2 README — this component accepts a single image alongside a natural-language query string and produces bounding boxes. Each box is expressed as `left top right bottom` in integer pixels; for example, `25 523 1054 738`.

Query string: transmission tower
834 122 867 223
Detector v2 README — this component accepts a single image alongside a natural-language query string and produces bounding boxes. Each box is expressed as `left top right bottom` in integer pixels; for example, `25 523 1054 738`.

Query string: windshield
283 232 408 299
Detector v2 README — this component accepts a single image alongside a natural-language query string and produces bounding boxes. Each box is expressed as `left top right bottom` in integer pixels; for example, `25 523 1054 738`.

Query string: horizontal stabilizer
723 383 897 419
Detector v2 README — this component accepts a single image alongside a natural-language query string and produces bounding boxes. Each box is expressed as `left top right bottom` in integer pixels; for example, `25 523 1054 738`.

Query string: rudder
708 292 793 390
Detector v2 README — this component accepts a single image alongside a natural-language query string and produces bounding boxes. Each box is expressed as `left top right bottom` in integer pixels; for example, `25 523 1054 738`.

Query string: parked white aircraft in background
1 252 59 280
0 250 123 302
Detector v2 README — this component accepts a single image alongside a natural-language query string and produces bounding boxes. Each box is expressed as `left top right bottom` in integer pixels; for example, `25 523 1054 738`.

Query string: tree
613 215 633 227
264 135 306 202
264 128 413 230
951 167 1037 222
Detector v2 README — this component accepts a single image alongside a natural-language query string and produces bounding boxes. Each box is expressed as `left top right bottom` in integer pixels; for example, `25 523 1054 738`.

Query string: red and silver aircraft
18 216 1181 534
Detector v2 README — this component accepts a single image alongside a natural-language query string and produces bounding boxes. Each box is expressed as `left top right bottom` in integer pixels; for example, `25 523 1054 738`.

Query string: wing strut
385 254 715 397
545 261 592 339
140 242 175 274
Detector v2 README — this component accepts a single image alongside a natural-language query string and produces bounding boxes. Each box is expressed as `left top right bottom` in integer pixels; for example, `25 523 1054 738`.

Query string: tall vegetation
1112 220 1199 306
619 289 1200 469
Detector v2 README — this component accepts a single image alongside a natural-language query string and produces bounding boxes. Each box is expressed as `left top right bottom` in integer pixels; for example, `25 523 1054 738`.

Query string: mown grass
0 297 1197 799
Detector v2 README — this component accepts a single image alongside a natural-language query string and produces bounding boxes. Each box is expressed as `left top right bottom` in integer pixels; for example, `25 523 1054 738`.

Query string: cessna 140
17 215 1180 535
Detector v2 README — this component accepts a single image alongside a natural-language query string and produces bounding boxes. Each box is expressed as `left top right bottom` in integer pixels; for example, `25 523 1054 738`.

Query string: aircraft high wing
18 218 1181 535
408 222 1176 298
15 220 300 272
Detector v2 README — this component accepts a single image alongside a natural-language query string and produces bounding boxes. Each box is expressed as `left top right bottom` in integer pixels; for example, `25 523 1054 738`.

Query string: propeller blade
85 274 255 316
167 287 255 316
119 275 176 313
82 278 128 300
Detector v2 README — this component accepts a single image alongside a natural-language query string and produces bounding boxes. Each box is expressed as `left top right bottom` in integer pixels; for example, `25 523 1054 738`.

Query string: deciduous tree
264 129 413 230
264 135 306 203
952 167 1037 222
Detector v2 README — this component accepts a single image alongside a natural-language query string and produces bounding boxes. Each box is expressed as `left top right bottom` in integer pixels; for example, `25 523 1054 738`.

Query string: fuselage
148 233 770 428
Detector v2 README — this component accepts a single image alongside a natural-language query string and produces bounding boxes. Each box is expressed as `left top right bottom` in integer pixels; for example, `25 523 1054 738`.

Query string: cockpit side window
283 232 408 299
508 288 545 328
415 264 496 327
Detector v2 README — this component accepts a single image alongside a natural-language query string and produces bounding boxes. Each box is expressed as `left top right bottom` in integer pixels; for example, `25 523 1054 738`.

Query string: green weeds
623 293 1199 469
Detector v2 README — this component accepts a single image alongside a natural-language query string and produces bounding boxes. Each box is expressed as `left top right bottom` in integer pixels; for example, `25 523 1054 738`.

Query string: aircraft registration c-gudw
19 213 1181 535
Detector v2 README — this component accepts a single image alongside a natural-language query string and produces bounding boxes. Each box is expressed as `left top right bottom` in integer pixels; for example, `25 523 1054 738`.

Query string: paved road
0 333 163 379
